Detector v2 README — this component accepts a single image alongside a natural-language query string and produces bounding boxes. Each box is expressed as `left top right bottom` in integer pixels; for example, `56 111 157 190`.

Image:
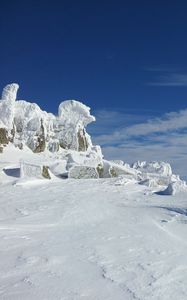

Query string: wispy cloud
90 107 187 179
148 73 187 86
144 65 187 86
89 109 154 136
93 108 187 145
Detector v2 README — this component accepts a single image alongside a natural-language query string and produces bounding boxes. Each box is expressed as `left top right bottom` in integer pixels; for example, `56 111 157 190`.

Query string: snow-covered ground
0 160 187 299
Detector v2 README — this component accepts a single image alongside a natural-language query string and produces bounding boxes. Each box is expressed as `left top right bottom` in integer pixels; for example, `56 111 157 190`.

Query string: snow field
0 178 187 300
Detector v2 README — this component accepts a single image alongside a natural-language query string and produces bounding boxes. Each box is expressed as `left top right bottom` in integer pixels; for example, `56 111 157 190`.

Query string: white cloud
90 108 187 179
89 109 153 136
93 108 187 146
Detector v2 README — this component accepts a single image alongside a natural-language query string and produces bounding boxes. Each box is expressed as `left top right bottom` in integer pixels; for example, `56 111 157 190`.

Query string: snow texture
68 165 99 179
0 148 187 300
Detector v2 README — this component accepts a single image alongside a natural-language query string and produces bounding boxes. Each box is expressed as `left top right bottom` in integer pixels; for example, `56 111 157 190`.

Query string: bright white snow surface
0 151 187 300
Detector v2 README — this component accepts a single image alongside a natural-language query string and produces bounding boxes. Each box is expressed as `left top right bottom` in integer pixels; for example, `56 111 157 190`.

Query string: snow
0 83 97 154
1 83 187 299
57 100 95 151
102 159 139 178
0 147 187 300
132 161 173 177
159 180 187 195
0 83 19 129
68 165 99 179
58 100 95 127
1 83 19 102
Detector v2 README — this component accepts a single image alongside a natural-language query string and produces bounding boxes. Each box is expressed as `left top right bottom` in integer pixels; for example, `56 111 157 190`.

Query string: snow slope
0 164 187 299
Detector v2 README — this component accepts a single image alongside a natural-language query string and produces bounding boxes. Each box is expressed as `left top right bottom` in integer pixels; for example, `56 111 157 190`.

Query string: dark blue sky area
0 1 187 114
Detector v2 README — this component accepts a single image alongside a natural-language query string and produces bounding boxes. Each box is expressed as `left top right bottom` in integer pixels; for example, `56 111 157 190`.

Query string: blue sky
0 1 187 177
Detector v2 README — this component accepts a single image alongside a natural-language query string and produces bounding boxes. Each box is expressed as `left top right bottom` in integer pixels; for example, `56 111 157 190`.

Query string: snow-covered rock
0 83 98 156
49 160 67 178
65 146 103 171
132 161 178 187
102 160 139 178
0 82 185 189
20 161 51 179
68 165 99 179
0 83 19 129
57 100 95 151
2 83 19 103
132 161 172 177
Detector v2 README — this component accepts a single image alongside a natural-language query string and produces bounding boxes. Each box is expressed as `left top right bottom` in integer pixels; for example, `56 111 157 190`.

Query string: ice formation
0 83 186 188
0 83 19 129
57 100 95 151
0 83 97 154
132 161 172 177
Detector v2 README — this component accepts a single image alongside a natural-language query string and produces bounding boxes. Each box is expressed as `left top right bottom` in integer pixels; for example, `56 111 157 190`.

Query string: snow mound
114 175 137 186
159 180 187 195
139 178 159 188
132 161 172 177
132 161 179 188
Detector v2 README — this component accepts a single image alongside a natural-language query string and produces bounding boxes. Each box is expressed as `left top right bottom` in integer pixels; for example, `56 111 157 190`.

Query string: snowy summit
0 83 187 300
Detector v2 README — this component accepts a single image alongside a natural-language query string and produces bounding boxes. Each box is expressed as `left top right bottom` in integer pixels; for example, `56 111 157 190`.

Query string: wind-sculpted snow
1 83 19 102
0 83 186 191
0 83 19 129
132 161 172 177
57 100 95 151
0 83 97 155
58 100 95 126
